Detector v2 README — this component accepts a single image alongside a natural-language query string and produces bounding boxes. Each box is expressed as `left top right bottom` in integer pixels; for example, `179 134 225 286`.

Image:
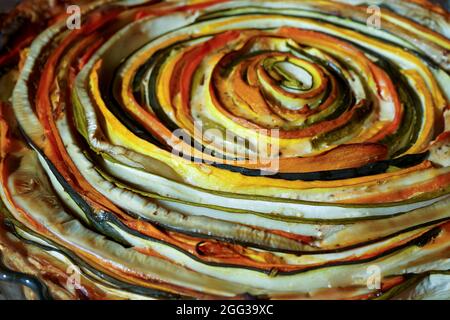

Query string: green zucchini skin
338 41 426 158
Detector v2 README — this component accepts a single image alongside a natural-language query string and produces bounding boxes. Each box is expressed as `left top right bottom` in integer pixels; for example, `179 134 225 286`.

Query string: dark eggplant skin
0 250 53 300
17 125 133 247
6 206 439 300
212 152 429 181
4 198 447 279
3 220 189 300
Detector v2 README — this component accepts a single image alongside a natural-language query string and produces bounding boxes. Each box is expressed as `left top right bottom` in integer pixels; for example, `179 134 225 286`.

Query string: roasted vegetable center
0 0 449 300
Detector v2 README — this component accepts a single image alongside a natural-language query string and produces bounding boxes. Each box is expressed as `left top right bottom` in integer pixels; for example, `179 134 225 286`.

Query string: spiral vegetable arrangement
0 0 449 299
